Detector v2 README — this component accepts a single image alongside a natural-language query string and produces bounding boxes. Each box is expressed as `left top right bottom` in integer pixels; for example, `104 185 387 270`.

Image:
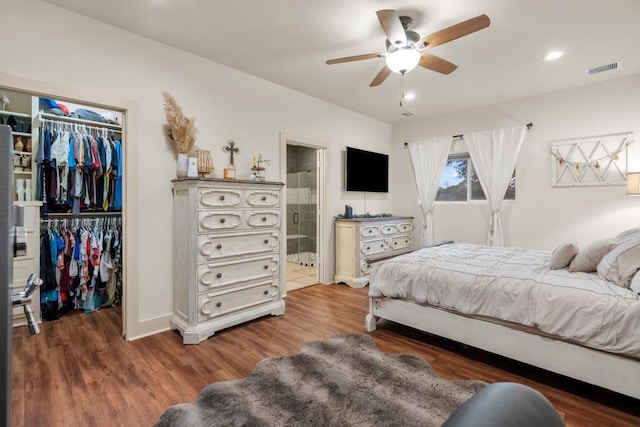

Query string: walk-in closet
1 86 126 332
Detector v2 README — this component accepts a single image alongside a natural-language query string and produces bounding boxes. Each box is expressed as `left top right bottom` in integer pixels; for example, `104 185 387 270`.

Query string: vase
14 136 23 152
177 153 188 178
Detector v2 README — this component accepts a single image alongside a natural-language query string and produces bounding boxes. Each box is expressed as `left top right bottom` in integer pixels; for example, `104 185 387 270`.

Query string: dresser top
172 177 284 186
335 216 413 222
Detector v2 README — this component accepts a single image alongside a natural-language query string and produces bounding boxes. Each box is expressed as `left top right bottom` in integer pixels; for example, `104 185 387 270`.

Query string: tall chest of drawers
334 216 413 288
171 178 285 344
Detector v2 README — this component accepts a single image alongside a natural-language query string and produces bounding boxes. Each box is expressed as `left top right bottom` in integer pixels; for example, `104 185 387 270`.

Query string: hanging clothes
36 119 123 216
39 217 123 321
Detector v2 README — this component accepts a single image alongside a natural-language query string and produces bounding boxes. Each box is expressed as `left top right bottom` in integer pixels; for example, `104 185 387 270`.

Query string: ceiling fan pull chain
400 73 405 107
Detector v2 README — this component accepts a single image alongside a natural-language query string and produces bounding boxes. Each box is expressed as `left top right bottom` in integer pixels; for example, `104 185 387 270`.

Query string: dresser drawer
398 222 412 233
198 211 242 232
246 211 280 228
198 280 279 322
197 255 279 292
360 225 379 238
381 224 398 235
361 238 387 256
390 235 412 250
198 231 279 262
199 188 242 208
246 190 279 207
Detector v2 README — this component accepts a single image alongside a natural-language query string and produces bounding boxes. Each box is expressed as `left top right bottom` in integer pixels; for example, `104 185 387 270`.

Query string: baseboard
126 313 172 341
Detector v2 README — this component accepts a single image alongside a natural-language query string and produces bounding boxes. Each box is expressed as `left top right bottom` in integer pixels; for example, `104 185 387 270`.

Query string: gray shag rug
155 333 486 426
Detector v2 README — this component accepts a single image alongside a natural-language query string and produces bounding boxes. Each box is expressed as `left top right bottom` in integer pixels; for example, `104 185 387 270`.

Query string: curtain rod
404 122 533 147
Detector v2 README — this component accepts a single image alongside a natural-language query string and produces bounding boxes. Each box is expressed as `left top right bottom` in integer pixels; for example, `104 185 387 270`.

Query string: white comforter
369 243 640 358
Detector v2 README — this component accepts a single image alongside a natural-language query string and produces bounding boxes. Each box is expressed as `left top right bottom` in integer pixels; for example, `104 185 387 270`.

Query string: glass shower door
286 171 317 267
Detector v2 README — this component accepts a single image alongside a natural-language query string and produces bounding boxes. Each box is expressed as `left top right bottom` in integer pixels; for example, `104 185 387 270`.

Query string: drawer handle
405 240 408 243
366 246 370 250
216 302 222 307
264 239 269 244
220 195 225 201
263 290 269 295
216 273 222 278
220 218 226 223
216 244 222 249
394 242 397 245
380 244 384 248
261 196 267 201
262 217 267 221
263 265 269 269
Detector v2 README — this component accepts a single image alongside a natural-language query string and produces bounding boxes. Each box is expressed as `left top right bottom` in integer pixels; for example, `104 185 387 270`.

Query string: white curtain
464 125 527 246
407 137 453 245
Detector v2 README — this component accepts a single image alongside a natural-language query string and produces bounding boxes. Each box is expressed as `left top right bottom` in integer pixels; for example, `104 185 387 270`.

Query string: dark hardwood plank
11 284 640 426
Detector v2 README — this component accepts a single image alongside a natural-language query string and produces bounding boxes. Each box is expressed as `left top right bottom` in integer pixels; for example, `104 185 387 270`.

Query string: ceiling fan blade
421 14 490 49
370 66 392 87
418 53 458 74
376 9 407 46
326 53 382 65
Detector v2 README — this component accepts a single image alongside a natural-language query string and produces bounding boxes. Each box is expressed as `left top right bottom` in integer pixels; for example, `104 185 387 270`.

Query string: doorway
284 142 323 291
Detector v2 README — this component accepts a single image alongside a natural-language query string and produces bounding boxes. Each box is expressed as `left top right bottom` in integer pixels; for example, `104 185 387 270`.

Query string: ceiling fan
326 10 490 87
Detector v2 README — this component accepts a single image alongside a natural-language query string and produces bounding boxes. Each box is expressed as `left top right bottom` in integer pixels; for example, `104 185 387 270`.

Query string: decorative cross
223 140 240 166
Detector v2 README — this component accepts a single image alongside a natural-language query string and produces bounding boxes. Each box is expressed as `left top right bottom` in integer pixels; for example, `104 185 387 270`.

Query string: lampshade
627 172 640 196
385 48 421 74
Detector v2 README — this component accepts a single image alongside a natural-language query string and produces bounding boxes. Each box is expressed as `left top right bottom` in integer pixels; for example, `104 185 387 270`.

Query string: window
436 155 515 202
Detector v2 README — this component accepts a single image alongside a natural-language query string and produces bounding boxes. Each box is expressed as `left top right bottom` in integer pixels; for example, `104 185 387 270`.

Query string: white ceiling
42 0 640 124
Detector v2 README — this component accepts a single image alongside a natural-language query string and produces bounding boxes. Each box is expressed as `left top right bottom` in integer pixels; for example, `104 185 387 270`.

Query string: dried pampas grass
163 92 197 155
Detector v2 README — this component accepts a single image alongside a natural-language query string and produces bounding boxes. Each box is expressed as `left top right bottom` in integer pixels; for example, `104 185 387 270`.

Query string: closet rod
39 112 122 130
41 118 121 135
43 212 122 219
404 122 533 147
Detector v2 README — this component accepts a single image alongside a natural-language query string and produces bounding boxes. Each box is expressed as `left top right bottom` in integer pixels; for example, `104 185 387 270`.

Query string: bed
366 238 640 400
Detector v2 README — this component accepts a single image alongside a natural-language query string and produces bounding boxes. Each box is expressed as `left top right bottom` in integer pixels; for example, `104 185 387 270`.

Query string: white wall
0 0 393 338
392 73 640 251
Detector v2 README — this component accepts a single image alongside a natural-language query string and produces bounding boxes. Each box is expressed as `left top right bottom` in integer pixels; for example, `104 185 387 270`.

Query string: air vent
401 111 415 117
585 61 621 76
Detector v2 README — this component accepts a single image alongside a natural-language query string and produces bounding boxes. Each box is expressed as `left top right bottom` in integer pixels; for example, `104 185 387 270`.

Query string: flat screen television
345 146 389 193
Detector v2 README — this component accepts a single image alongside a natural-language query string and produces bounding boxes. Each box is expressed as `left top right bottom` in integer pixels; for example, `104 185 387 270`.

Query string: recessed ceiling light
544 50 564 61
403 92 416 100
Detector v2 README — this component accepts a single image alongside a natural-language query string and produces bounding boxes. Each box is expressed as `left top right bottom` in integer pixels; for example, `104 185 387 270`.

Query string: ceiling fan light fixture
385 48 421 74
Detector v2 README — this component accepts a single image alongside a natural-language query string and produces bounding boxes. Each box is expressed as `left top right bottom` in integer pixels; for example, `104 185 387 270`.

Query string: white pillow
596 238 640 287
616 227 640 241
630 272 640 295
568 238 620 273
549 241 579 270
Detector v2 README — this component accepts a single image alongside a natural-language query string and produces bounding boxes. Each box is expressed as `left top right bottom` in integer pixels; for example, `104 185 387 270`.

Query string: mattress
369 243 640 358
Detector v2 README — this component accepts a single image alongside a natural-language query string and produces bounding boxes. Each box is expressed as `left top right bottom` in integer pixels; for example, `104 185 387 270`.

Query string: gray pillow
596 238 640 287
549 241 579 270
568 238 621 273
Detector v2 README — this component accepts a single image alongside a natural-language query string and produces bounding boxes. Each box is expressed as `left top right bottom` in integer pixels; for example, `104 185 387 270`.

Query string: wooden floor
11 284 640 426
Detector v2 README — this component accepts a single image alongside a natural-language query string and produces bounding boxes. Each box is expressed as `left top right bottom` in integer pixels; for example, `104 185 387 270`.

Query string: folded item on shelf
74 108 107 123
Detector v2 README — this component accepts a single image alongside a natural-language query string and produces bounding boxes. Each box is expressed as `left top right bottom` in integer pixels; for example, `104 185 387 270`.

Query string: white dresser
334 216 413 288
171 178 285 344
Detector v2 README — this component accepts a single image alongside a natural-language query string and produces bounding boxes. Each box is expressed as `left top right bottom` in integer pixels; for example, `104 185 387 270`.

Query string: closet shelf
43 211 122 219
0 110 31 119
39 112 122 130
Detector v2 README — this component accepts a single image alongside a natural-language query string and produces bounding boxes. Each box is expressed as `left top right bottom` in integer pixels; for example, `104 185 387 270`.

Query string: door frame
0 71 139 340
280 132 327 287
